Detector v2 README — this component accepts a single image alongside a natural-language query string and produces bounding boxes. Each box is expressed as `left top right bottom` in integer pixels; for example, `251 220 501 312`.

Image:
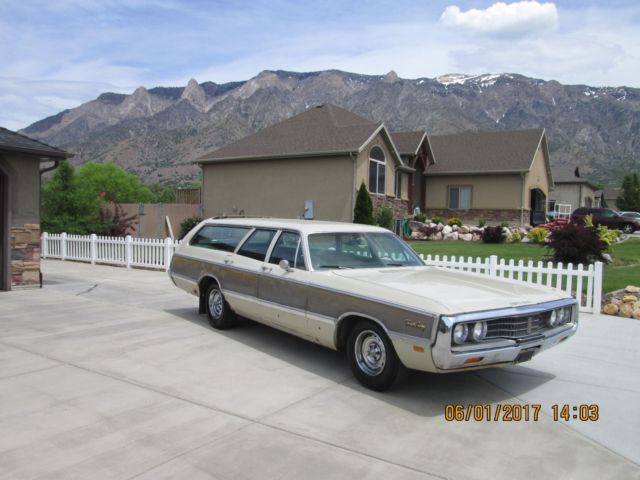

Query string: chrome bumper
430 302 578 372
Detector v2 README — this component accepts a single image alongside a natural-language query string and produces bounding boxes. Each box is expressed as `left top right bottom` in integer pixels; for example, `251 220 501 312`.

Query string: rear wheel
622 223 634 234
346 321 402 391
205 284 236 329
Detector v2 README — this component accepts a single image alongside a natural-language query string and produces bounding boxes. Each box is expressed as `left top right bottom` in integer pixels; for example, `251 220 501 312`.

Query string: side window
237 229 276 262
190 226 251 252
269 232 306 269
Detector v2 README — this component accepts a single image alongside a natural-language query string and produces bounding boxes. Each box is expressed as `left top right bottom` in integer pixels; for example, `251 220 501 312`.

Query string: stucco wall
551 183 597 209
424 173 523 210
202 156 355 222
356 133 408 201
524 146 550 209
2 154 41 225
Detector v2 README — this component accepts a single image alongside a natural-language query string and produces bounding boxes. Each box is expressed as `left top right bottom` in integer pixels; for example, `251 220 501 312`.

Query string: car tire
346 320 403 391
205 284 236 329
622 224 635 234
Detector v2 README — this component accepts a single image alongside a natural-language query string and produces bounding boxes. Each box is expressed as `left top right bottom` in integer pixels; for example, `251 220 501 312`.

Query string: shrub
375 207 395 231
179 216 203 239
447 217 463 227
353 182 374 225
481 226 505 243
477 218 487 228
546 223 608 265
527 227 549 244
597 225 620 248
583 214 594 227
431 215 444 225
500 221 510 228
414 212 427 223
510 229 522 243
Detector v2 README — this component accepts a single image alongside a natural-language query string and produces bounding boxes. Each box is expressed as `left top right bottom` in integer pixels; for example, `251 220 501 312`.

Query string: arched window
368 146 386 194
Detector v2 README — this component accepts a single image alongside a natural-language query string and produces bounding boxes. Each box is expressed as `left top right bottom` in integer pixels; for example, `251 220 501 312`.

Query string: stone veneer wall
10 224 41 288
425 209 527 226
371 195 410 219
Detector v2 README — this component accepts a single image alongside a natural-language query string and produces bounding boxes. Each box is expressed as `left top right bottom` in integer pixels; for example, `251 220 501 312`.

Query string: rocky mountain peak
180 78 207 111
383 70 400 83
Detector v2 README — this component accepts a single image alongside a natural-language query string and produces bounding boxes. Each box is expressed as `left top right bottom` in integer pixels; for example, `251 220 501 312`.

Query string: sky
1 0 639 130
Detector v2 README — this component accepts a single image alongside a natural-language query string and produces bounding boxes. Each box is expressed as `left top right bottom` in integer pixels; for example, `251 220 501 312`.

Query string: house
603 187 622 209
549 165 600 211
0 128 71 290
198 104 413 224
422 129 553 225
198 105 553 227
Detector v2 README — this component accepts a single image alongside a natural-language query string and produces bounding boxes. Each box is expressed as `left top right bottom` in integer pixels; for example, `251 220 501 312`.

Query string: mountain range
22 69 640 186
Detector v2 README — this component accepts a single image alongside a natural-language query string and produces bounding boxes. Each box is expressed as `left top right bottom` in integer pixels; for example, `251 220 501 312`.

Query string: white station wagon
169 218 578 391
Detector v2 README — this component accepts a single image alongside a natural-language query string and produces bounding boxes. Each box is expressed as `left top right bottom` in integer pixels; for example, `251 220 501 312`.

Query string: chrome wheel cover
208 289 224 320
354 329 386 377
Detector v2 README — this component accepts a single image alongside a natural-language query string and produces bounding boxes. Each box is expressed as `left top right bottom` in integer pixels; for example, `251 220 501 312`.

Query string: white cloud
440 1 558 37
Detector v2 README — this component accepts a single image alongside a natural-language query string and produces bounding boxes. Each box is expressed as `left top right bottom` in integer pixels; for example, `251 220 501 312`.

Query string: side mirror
279 259 293 272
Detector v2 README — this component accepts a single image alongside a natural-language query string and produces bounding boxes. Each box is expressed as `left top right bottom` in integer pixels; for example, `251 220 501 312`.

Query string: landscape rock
459 226 470 234
442 225 453 235
619 302 633 318
410 231 425 240
603 303 619 316
432 232 443 241
625 285 640 294
622 295 638 303
459 233 473 241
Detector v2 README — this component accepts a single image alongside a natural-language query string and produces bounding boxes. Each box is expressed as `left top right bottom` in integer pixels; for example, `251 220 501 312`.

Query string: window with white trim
394 170 402 199
448 186 471 209
368 146 386 195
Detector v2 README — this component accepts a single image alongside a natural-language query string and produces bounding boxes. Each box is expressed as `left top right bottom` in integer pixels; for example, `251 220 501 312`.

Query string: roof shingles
0 127 71 158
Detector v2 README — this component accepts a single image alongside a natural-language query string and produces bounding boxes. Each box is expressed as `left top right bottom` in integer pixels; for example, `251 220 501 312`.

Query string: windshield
308 231 423 270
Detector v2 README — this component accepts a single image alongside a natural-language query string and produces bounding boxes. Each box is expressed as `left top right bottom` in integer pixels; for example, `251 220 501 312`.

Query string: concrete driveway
0 260 638 480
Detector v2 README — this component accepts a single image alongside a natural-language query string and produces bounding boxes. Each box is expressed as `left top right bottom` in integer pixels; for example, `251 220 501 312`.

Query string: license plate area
515 348 537 363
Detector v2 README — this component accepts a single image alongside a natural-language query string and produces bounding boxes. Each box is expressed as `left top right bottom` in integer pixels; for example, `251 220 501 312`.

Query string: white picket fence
41 232 180 271
420 254 603 313
41 232 603 313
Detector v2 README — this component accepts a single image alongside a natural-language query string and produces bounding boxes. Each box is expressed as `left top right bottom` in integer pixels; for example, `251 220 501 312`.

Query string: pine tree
353 181 374 224
616 173 640 211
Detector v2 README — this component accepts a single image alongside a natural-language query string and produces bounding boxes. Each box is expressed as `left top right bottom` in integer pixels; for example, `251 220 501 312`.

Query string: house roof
0 127 71 159
426 128 545 174
199 104 386 164
551 165 599 189
391 131 427 156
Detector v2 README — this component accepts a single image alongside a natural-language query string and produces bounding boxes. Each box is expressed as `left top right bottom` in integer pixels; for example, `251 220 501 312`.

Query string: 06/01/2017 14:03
444 403 600 422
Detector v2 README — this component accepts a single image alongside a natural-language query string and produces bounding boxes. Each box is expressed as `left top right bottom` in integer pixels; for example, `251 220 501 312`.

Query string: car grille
485 314 547 339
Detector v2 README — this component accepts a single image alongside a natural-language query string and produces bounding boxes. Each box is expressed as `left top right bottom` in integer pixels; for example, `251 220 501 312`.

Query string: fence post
593 261 603 314
489 255 498 276
164 237 172 271
90 234 97 265
61 232 67 261
125 235 132 268
42 232 48 258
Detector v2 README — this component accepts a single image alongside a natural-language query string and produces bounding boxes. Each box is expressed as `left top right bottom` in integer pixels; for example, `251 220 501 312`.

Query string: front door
530 188 547 225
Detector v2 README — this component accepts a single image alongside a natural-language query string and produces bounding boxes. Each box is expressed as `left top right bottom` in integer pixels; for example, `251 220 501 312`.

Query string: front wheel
346 321 403 391
205 284 236 329
622 223 635 234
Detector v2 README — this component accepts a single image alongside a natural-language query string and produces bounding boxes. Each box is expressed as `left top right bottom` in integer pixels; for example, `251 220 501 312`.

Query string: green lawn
409 239 640 294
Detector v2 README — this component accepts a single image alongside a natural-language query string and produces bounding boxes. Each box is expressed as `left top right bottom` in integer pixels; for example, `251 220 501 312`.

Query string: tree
616 173 640 211
353 181 374 224
75 162 153 203
149 183 176 203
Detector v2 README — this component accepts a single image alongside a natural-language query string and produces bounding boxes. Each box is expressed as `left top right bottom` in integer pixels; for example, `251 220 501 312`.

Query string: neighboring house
198 104 413 224
603 187 622 209
549 165 600 212
0 127 71 291
422 129 553 225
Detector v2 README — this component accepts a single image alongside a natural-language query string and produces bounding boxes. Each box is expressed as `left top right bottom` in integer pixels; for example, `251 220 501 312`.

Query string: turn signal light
463 356 484 364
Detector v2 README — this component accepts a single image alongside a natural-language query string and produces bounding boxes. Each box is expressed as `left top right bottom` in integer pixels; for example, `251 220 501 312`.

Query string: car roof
203 217 391 234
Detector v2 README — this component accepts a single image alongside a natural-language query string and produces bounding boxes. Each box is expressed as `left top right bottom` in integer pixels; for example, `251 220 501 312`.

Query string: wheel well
336 315 381 352
198 276 219 314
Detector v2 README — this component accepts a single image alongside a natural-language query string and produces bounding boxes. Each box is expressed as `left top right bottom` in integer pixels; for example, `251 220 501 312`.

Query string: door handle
261 265 272 272
224 256 233 264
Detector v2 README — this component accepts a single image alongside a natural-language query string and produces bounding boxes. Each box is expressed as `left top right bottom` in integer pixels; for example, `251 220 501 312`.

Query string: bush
414 212 427 223
353 182 374 225
527 227 549 244
447 217 463 227
597 225 620 248
478 218 487 228
583 214 594 227
500 221 510 228
510 229 522 243
547 223 608 265
481 226 505 243
431 215 444 225
375 207 394 231
179 216 202 239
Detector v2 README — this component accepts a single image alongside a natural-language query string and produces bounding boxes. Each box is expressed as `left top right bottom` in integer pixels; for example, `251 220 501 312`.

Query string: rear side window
269 232 306 269
237 229 276 262
190 225 251 252
573 208 587 215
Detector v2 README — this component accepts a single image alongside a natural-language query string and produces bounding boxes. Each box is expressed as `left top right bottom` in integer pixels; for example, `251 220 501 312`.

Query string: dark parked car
571 208 640 233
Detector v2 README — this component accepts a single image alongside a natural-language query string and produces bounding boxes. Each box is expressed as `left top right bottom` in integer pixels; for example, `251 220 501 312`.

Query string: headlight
472 321 487 341
452 323 469 345
548 309 559 327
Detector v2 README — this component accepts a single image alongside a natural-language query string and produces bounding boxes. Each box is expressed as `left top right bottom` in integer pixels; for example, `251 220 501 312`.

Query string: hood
331 266 564 315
